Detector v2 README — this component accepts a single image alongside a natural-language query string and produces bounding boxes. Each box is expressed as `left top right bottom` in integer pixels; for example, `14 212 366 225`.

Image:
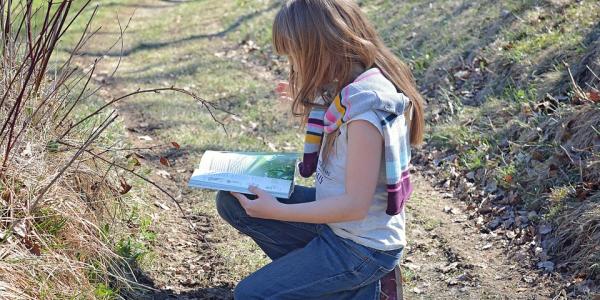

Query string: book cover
188 151 298 199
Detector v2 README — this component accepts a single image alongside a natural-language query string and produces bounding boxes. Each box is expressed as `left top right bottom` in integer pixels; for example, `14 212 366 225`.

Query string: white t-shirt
315 110 406 251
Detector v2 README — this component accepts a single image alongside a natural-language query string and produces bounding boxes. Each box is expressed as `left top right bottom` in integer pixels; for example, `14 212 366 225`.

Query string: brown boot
380 265 403 300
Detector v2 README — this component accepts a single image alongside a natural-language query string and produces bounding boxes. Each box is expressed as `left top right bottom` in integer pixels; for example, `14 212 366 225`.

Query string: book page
190 151 297 198
198 151 296 180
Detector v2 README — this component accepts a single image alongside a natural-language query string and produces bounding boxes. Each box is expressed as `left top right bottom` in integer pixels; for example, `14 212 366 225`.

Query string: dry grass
551 202 600 280
0 1 226 297
508 72 600 283
542 105 600 282
0 1 142 298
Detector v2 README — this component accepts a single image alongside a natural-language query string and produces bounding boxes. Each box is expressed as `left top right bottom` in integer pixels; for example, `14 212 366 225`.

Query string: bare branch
56 140 196 230
31 111 119 211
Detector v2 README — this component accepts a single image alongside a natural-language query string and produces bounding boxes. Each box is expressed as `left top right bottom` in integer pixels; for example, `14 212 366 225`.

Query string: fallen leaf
119 178 132 195
160 157 170 167
24 237 41 256
587 90 600 102
138 135 153 141
171 142 181 150
128 157 141 169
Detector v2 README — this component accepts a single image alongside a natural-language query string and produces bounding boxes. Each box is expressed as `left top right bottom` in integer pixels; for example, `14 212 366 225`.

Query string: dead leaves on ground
159 157 171 167
119 177 132 195
117 140 183 195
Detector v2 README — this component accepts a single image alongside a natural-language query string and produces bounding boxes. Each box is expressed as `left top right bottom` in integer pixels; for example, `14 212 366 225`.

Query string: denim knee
215 190 242 225
233 276 261 300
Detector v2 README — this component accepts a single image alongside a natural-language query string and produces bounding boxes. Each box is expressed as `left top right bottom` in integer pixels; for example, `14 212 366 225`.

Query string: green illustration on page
188 151 298 199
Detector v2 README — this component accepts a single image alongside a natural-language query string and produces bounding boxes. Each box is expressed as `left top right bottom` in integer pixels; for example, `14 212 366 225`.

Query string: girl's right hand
275 81 292 102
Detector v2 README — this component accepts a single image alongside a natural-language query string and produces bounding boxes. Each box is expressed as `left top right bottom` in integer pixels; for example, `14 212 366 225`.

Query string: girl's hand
275 81 292 102
231 186 285 219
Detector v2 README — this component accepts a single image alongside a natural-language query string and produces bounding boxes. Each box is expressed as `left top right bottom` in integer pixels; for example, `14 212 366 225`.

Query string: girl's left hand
231 186 285 219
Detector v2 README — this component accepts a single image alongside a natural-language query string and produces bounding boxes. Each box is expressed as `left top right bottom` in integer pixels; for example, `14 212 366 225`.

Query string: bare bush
0 1 222 298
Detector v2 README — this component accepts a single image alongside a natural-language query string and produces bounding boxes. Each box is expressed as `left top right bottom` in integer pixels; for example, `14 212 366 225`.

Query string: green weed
94 283 117 300
401 267 416 285
33 208 67 237
423 218 442 232
496 163 517 189
503 83 537 104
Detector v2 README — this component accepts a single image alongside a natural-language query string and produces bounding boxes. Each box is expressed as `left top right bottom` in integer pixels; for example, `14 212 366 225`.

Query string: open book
188 151 298 199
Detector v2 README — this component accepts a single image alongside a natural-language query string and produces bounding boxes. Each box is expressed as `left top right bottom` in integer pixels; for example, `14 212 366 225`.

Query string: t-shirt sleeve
345 110 384 136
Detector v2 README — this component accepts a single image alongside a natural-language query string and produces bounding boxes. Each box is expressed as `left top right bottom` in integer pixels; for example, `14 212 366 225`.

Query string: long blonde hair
273 0 425 148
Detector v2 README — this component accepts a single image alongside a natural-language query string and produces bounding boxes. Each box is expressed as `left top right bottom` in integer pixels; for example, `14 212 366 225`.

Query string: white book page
190 151 295 198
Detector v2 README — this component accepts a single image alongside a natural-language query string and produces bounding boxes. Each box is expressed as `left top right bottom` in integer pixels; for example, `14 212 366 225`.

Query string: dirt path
109 99 236 299
75 1 560 299
403 175 556 299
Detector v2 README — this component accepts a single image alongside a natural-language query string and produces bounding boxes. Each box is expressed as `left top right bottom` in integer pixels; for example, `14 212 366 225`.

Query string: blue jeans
215 186 403 299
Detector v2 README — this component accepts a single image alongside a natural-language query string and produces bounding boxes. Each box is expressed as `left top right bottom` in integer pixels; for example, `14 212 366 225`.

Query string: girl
215 0 425 298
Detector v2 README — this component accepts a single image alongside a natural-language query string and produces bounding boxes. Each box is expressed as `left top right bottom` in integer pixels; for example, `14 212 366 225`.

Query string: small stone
404 262 421 271
156 170 172 179
487 217 502 230
506 230 517 239
527 211 538 219
412 287 423 294
522 274 536 283
455 273 470 281
447 278 459 286
538 224 552 235
485 181 498 193
154 201 170 210
466 171 476 180
481 243 493 250
443 180 451 188
13 221 26 238
454 70 470 79
21 143 32 157
537 261 555 272
503 218 515 229
534 247 543 256
475 216 485 226
440 262 459 273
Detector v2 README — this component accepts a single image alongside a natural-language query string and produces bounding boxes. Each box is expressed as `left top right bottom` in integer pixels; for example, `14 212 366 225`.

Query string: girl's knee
215 191 241 223
233 277 260 299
